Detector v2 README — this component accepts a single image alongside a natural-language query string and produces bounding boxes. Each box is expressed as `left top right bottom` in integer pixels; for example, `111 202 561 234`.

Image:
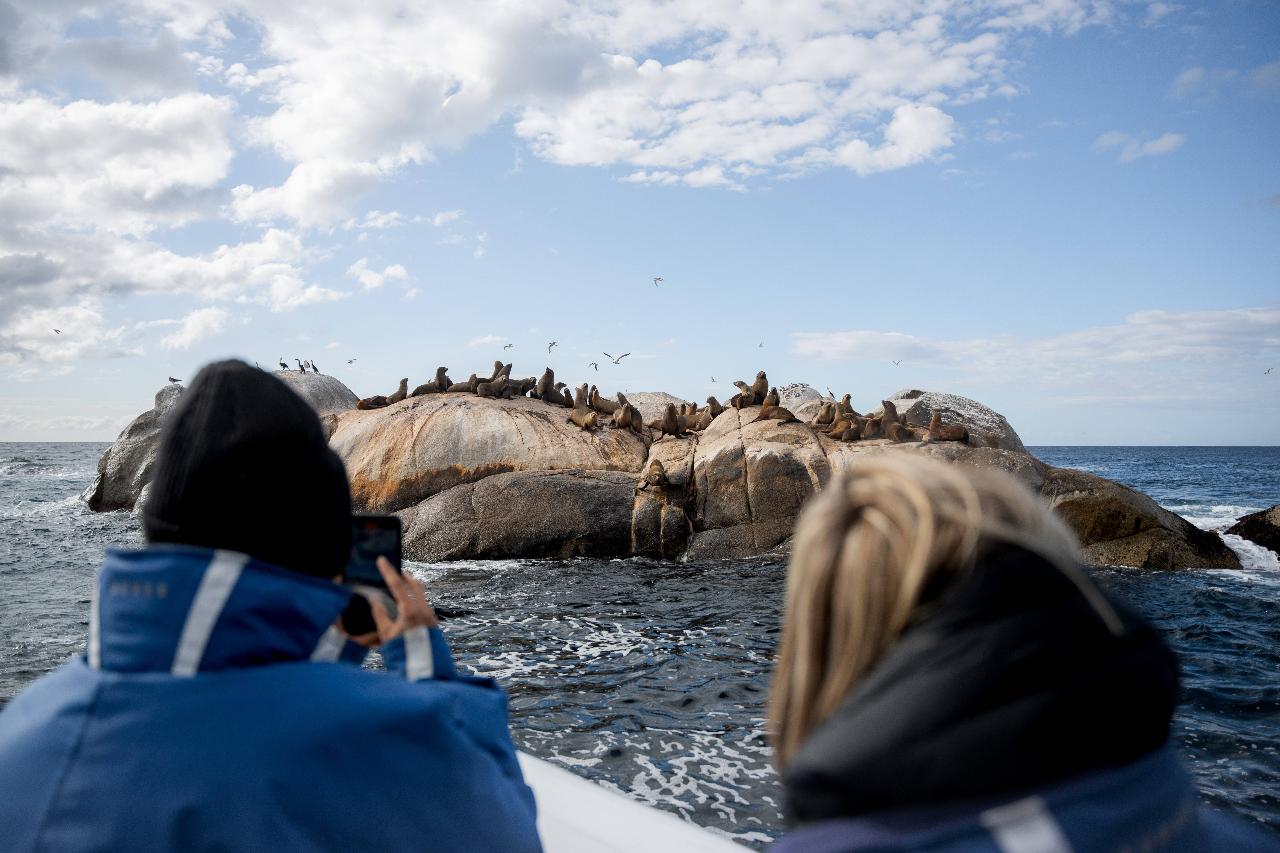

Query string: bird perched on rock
295 359 305 372
168 376 182 384
279 357 288 369
547 341 557 353
311 361 320 373
604 352 629 364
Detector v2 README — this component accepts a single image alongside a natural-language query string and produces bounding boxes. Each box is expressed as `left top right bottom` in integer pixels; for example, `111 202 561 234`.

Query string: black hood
781 545 1179 824
143 360 352 579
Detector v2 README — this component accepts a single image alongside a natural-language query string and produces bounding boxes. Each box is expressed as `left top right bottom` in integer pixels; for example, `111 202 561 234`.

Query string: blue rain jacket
0 545 542 852
769 744 1278 852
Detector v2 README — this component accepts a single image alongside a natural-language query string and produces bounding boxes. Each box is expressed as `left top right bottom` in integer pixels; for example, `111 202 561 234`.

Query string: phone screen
344 514 402 587
340 515 402 637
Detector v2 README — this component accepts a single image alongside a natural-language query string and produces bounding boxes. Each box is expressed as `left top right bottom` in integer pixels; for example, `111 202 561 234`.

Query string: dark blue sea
0 443 1276 845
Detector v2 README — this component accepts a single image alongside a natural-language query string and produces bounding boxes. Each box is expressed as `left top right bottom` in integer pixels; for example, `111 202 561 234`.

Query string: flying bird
52 329 62 335
710 376 716 383
604 352 630 364
347 358 357 364
278 357 288 369
547 341 558 353
653 276 663 287
503 343 514 350
758 342 764 348
892 360 902 366
589 362 599 371
1267 367 1274 375
168 376 182 384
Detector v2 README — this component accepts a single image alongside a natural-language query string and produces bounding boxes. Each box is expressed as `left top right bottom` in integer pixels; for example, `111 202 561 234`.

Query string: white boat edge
517 752 750 852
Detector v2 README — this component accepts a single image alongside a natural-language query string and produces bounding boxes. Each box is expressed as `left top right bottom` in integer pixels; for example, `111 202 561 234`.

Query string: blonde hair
767 453 1120 769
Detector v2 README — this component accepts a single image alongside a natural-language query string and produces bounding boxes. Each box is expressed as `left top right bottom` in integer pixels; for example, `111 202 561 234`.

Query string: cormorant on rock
311 361 320 373
278 357 288 370
168 376 182 384
295 359 305 373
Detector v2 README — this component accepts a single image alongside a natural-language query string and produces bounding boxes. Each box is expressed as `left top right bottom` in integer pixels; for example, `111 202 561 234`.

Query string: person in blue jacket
0 360 542 853
766 455 1277 853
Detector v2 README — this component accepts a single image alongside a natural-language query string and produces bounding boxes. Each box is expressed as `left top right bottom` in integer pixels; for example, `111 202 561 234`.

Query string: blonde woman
767 455 1273 852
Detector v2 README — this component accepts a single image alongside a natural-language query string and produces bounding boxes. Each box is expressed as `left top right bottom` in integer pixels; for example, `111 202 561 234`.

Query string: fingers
376 556 409 611
369 594 393 638
403 572 440 628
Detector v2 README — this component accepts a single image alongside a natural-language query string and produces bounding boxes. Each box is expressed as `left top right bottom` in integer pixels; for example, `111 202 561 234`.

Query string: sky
0 0 1277 445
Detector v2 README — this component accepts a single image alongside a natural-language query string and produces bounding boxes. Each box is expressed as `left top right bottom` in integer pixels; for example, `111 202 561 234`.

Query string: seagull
653 276 663 287
711 376 716 383
347 358 357 364
168 376 182 384
589 362 599 371
604 352 630 364
892 360 902 366
52 329 62 335
1267 367 1274 375
503 343 514 350
548 341 558 353
278 357 288 369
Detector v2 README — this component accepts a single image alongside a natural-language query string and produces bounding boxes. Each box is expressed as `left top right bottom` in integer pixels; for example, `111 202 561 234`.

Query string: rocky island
84 367 1243 571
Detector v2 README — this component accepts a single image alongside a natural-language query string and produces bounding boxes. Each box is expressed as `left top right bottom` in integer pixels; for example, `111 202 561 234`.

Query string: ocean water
0 443 1276 845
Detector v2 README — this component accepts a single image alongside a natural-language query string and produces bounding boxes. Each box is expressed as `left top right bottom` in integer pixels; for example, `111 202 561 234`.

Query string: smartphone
340 514 402 636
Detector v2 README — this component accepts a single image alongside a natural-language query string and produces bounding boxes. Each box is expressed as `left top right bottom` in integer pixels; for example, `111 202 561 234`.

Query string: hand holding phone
368 556 439 642
340 514 402 638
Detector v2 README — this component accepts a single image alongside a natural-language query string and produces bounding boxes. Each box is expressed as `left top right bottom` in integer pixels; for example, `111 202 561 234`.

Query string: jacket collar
89 545 368 675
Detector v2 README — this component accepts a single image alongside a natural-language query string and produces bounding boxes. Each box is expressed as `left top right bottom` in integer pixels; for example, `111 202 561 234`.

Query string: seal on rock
589 386 619 415
926 412 969 443
535 367 556 400
411 366 452 397
880 400 913 442
387 378 408 404
649 403 685 439
635 459 669 493
447 374 478 393
476 375 509 398
705 397 724 417
356 395 388 410
750 371 769 405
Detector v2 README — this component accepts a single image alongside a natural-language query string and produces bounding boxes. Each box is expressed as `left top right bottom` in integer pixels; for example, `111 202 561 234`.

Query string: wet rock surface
1225 505 1280 556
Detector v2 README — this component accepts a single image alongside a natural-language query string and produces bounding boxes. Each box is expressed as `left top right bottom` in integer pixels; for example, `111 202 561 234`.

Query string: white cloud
0 298 137 378
231 159 384 228
0 93 234 235
159 306 228 350
791 307 1280 402
1093 130 1185 162
431 210 464 226
345 257 409 290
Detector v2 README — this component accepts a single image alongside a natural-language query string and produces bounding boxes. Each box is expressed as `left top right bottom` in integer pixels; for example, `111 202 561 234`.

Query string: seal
880 400 912 442
386 378 408 405
927 411 969 443
750 404 800 424
649 403 684 439
510 376 537 397
761 386 780 409
750 371 769 405
812 402 835 427
356 395 388 410
559 383 575 409
705 396 724 417
447 374 478 393
837 394 856 417
487 360 505 383
568 407 598 430
692 407 714 431
861 416 882 440
589 386 618 415
635 459 669 493
535 367 555 400
476 375 509 398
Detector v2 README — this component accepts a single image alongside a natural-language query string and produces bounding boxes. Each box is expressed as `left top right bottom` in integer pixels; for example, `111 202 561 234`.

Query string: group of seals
356 378 408 410
354 361 971 448
806 394 966 444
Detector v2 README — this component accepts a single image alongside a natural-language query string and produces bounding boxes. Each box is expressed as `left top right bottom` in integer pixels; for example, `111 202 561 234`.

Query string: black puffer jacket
782 545 1179 824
